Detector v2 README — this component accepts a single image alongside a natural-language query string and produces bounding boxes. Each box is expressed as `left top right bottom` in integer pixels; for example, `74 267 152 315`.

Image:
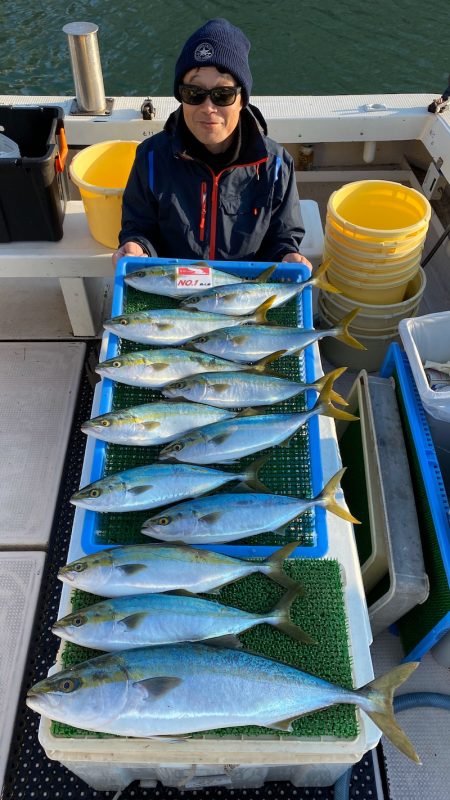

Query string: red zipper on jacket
199 181 207 242
203 157 268 259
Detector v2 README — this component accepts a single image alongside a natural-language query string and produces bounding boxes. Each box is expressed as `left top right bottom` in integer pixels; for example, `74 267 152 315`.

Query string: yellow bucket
327 180 431 241
325 220 426 258
69 140 139 248
323 239 423 276
326 265 417 304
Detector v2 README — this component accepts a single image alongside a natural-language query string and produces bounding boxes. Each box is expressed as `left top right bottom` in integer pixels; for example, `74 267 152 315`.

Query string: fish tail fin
271 587 316 644
310 259 342 294
311 367 348 406
252 295 278 323
264 542 306 591
360 663 421 764
333 309 366 350
315 467 360 524
316 376 359 422
251 350 288 373
255 264 277 282
242 454 271 493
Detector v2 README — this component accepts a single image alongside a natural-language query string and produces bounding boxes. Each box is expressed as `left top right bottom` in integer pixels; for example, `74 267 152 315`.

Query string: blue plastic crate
79 257 329 559
380 342 450 661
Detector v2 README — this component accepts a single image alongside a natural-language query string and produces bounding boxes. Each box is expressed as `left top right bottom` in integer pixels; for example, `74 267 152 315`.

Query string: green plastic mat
390 368 450 654
52 558 358 740
95 287 318 548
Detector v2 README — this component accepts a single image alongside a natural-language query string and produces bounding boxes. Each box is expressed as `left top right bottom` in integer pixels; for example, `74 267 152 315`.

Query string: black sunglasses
179 84 242 106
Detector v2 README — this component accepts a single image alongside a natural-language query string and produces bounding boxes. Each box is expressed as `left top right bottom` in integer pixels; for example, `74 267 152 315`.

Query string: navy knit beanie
174 18 252 106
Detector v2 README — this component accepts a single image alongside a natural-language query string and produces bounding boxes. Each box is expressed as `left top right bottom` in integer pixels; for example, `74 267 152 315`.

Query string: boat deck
0 170 449 799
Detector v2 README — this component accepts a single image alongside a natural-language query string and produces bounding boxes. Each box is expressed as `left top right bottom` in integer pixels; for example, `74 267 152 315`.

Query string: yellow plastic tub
325 256 420 286
327 266 417 304
323 243 422 279
324 233 424 267
325 218 427 256
69 140 139 248
327 180 431 240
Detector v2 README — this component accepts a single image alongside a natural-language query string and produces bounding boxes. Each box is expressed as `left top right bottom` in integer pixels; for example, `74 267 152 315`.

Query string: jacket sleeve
118 143 159 257
257 149 305 262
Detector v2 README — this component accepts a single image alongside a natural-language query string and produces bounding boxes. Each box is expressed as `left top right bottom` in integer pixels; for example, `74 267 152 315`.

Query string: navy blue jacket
119 106 304 261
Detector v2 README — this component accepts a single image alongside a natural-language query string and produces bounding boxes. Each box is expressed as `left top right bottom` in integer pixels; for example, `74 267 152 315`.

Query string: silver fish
180 260 339 315
124 262 245 298
57 541 301 596
142 468 359 544
95 348 280 389
52 587 312 650
162 366 348 408
187 309 365 363
81 401 236 446
103 298 274 347
159 378 357 465
70 458 268 513
26 643 421 762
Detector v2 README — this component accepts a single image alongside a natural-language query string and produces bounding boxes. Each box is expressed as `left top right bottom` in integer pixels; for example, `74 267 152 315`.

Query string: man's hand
112 241 146 268
282 252 312 271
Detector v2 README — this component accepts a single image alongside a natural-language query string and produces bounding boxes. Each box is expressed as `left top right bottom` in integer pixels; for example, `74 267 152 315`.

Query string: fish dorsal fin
116 563 147 575
255 264 277 282
133 676 182 699
119 612 148 630
128 484 154 495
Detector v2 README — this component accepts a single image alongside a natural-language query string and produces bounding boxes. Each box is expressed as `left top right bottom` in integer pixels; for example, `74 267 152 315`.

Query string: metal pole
63 22 107 113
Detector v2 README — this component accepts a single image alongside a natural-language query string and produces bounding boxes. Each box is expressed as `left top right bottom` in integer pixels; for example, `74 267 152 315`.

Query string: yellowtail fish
159 377 357 465
70 457 268 513
52 587 313 650
81 401 237 446
26 643 421 763
142 468 359 544
124 262 275 298
187 309 365 363
57 541 302 596
103 297 275 347
95 348 281 389
162 366 348 408
180 260 339 315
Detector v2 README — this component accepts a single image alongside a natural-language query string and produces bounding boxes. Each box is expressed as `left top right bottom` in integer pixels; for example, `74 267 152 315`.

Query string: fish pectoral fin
133 676 183 700
143 421 161 430
210 383 230 393
151 363 169 371
211 432 232 445
206 634 243 649
199 511 222 524
232 335 249 345
155 322 174 330
266 715 299 733
222 292 240 302
116 563 147 575
128 484 154 495
119 612 148 630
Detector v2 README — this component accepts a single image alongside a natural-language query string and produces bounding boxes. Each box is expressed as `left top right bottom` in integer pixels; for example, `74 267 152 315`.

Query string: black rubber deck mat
1 341 382 800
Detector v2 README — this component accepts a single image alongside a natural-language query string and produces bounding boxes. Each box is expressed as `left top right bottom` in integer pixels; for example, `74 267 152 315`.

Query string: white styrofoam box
0 552 46 788
399 311 450 423
299 199 324 267
0 342 86 548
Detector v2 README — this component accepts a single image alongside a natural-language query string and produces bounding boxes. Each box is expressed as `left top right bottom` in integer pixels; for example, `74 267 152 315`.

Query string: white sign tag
176 265 213 290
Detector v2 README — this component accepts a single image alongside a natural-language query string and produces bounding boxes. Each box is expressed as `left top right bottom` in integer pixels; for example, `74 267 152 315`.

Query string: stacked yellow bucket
319 180 430 370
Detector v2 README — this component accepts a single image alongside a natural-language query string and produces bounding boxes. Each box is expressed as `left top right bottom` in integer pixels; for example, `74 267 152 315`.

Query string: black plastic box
0 105 69 242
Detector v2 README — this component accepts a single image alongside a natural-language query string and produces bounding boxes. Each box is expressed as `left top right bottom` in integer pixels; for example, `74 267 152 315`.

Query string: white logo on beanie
194 42 214 61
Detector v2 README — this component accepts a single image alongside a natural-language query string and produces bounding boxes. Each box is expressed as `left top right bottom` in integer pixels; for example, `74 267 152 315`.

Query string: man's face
181 66 243 154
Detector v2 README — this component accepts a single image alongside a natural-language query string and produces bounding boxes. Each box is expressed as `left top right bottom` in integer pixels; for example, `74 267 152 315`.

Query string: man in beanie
114 18 310 268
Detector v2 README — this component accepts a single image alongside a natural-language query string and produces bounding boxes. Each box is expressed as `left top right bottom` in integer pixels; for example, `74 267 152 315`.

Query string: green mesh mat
389 367 450 655
95 286 318 548
52 558 358 740
338 407 373 567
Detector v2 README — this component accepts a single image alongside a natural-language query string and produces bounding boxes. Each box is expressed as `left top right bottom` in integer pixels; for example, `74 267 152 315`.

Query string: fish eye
172 381 186 389
112 360 122 368
89 488 101 498
158 516 171 526
73 616 84 627
100 419 111 427
73 562 85 572
172 443 184 452
136 271 146 278
119 318 128 326
60 678 78 693
196 337 207 344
